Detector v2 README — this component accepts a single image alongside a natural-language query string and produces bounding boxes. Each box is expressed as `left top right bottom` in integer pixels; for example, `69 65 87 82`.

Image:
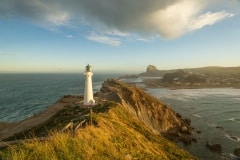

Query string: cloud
66 35 73 38
148 1 235 38
104 30 128 37
0 0 237 39
0 0 70 26
87 32 121 47
190 11 234 30
137 37 155 42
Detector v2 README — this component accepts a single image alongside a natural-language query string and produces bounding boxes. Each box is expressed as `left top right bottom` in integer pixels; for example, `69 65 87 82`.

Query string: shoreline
0 96 76 141
155 85 240 90
140 80 240 89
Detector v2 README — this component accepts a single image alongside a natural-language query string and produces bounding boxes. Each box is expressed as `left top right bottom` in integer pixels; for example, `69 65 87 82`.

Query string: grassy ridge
140 66 240 77
0 103 196 160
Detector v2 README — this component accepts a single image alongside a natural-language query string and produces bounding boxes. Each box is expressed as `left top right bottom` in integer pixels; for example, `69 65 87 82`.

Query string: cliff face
100 79 193 142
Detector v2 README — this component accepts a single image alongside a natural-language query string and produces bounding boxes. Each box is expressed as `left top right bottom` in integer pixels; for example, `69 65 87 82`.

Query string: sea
0 74 240 160
0 73 119 122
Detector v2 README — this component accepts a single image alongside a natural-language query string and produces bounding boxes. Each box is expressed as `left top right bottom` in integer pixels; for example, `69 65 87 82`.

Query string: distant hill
140 65 240 77
0 79 196 160
182 66 240 76
161 70 206 84
140 65 240 88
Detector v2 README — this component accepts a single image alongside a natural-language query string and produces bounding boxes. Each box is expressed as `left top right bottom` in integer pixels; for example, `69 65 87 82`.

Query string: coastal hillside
140 65 240 88
0 79 196 159
101 79 194 143
140 65 240 77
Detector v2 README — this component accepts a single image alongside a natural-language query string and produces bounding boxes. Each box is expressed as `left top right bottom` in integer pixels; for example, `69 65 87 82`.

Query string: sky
0 0 240 74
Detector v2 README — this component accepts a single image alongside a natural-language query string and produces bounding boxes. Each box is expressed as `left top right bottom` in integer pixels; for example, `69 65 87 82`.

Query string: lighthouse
84 64 95 105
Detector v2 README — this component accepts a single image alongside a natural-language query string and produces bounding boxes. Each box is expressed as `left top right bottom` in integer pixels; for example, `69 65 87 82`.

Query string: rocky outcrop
206 142 222 152
139 65 171 77
146 65 158 72
234 148 240 156
100 79 194 143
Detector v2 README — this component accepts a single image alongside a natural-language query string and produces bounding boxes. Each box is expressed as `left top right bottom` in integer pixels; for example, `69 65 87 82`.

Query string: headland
0 79 197 159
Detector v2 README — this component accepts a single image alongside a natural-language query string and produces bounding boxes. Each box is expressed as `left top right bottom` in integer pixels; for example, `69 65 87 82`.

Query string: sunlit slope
1 79 197 159
1 102 196 160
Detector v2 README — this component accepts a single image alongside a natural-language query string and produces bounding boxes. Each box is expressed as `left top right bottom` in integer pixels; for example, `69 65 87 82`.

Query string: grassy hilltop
0 79 197 160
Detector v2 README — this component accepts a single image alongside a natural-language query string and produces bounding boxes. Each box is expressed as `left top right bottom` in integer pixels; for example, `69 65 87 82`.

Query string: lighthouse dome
86 64 92 72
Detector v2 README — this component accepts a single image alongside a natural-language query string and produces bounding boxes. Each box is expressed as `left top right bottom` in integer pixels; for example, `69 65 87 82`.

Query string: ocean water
147 88 240 160
1 74 240 159
122 77 240 160
0 73 119 122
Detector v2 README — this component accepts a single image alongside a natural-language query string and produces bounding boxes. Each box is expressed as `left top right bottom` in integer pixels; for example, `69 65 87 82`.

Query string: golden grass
0 104 197 160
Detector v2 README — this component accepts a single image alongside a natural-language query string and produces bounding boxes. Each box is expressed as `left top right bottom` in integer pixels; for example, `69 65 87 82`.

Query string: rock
196 130 201 134
146 65 158 72
230 135 239 141
184 118 191 125
216 126 224 130
176 113 182 118
192 138 197 142
206 142 222 152
182 137 192 145
234 148 240 156
181 126 188 133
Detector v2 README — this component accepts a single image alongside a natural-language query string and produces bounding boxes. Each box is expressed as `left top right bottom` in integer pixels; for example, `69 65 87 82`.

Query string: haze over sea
0 74 240 159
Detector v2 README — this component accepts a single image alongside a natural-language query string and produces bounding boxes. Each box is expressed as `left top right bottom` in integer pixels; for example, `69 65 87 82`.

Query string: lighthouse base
84 99 95 106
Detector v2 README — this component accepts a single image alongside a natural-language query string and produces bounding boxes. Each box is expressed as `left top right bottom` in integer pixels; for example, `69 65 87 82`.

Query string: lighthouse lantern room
84 64 95 105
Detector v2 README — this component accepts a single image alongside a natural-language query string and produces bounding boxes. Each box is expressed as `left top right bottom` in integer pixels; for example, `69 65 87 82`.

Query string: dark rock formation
196 130 201 134
215 126 224 130
206 142 222 152
100 79 194 144
234 148 240 156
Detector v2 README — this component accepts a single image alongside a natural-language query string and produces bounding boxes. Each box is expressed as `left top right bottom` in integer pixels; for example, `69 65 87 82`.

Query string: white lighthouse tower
84 64 95 105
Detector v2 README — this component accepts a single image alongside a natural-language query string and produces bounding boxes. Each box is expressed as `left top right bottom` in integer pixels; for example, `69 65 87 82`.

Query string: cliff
0 79 196 159
101 79 194 143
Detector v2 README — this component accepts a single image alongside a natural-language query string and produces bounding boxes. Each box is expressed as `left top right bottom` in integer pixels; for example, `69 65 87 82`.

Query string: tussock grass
0 103 197 160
